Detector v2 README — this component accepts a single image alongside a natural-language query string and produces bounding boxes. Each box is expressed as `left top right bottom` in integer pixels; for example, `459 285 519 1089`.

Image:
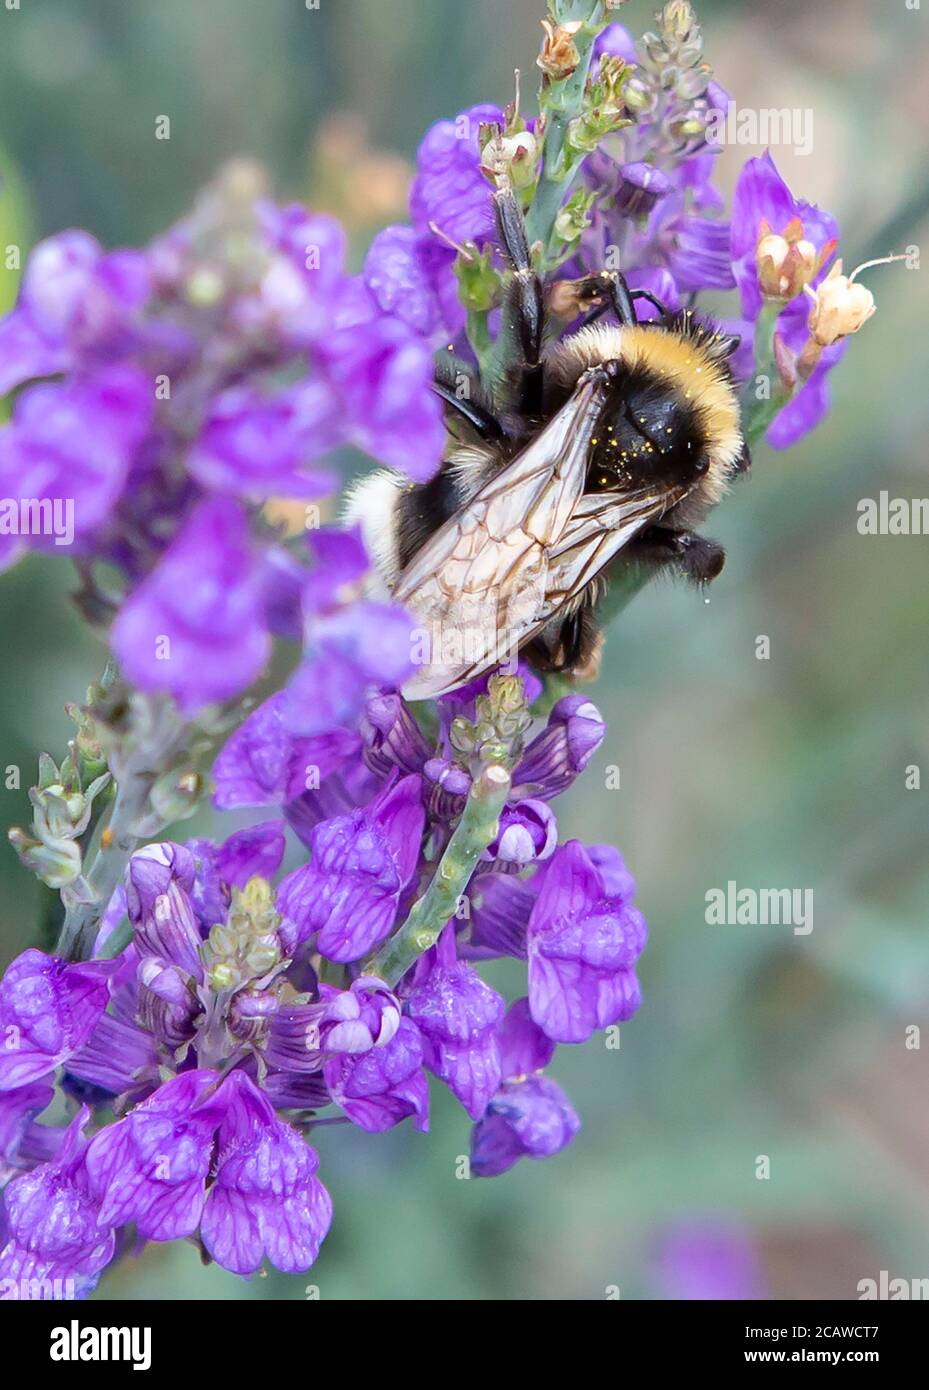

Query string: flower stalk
367 762 511 986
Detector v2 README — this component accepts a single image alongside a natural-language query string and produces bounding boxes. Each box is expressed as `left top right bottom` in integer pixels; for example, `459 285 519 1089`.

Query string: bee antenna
428 221 476 262
848 252 909 283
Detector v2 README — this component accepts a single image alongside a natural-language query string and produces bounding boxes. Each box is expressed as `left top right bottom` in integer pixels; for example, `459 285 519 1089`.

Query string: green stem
742 301 794 446
524 2 604 270
57 763 152 962
367 763 511 986
466 308 494 375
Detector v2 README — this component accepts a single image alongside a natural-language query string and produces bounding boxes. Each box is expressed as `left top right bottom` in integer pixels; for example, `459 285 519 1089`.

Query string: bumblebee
345 186 750 699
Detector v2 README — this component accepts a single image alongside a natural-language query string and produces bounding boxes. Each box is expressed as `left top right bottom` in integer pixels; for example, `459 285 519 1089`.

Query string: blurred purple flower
112 496 270 713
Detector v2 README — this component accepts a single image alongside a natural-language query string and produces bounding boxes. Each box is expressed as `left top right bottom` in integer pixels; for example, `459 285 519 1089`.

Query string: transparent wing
396 371 687 698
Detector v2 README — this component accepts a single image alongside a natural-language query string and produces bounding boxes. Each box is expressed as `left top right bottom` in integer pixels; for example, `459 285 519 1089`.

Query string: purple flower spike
212 691 362 810
0 1107 115 1296
406 936 505 1119
276 773 424 962
324 1017 429 1133
0 951 114 1090
85 1070 221 1241
215 820 286 888
112 496 271 714
527 840 647 1044
512 695 606 800
200 1071 332 1276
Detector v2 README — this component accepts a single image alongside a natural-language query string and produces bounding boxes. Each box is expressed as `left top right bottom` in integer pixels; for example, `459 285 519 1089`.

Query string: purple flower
409 103 502 247
0 230 150 395
324 1017 429 1132
125 842 196 925
730 151 839 322
85 1070 220 1241
364 225 454 338
471 1073 580 1178
215 820 286 888
112 496 271 713
1 1082 53 1181
212 691 362 810
512 695 606 800
129 874 204 981
526 840 647 1044
484 798 558 868
0 366 153 570
729 152 843 446
276 774 424 961
470 1000 578 1178
319 309 445 480
653 1219 765 1300
0 951 114 1090
284 529 416 740
316 977 400 1054
406 931 505 1118
199 1070 332 1275
188 381 339 500
267 976 400 1072
0 1108 115 1296
360 692 432 778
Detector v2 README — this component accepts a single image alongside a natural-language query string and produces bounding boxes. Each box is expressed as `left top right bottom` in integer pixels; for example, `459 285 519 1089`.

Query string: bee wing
396 371 689 699
396 372 610 699
544 482 690 605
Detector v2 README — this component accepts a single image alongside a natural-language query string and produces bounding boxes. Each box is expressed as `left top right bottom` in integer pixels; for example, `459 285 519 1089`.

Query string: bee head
588 369 709 492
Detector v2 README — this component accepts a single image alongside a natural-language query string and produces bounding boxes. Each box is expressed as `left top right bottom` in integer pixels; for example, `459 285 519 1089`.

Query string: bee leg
524 590 602 677
493 186 545 418
433 351 504 443
632 526 726 585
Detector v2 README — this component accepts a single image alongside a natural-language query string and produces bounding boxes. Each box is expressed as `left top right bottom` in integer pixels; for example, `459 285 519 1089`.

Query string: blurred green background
1 0 928 1300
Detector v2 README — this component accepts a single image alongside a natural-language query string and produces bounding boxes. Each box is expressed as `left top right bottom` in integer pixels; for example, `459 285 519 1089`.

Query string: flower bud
803 259 875 346
537 18 583 80
755 217 822 301
616 161 673 219
480 129 539 191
